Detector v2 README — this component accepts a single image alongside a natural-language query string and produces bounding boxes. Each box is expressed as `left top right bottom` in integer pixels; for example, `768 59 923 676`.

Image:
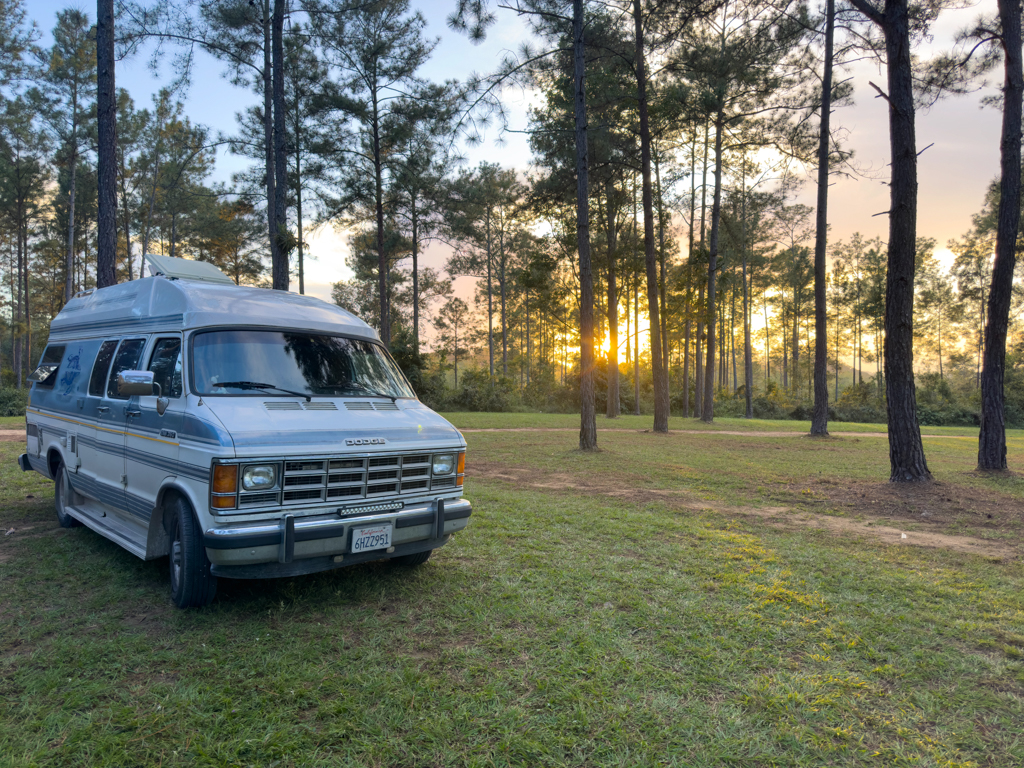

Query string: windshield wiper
332 383 397 403
212 381 311 402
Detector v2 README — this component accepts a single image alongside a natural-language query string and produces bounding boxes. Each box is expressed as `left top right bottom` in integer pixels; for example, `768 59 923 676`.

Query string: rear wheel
54 461 82 529
392 549 432 566
168 496 217 608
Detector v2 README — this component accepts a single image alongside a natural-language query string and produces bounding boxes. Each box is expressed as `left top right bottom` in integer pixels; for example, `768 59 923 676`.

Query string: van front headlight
432 453 455 475
242 464 277 491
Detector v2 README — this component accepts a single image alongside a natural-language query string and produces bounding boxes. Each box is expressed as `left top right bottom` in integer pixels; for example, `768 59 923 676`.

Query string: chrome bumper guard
203 497 471 556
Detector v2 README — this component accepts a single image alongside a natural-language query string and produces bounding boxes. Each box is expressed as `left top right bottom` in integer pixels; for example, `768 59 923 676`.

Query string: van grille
233 451 459 509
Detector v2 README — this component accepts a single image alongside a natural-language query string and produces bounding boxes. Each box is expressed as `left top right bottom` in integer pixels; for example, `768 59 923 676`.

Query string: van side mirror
118 370 156 397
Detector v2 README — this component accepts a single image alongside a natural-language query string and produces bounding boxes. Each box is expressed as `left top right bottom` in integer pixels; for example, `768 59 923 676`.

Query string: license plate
351 524 392 553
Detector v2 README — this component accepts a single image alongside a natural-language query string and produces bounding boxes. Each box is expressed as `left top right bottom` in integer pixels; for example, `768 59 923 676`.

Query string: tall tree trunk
633 0 669 432
881 0 930 480
296 110 305 295
811 0 834 435
849 0 931 480
372 94 389 345
272 0 289 291
741 174 753 418
96 0 117 289
500 227 508 376
701 111 725 422
15 231 23 387
65 150 77 303
487 210 494 377
262 0 281 291
606 178 620 418
655 149 669 376
574 0 598 453
412 198 419 351
978 0 1023 469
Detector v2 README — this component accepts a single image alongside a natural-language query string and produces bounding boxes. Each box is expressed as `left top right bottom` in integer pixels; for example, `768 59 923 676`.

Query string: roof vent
143 254 236 285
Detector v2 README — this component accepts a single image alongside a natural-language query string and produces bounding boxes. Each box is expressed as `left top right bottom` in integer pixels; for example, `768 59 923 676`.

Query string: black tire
168 496 217 608
392 549 432 566
54 461 82 529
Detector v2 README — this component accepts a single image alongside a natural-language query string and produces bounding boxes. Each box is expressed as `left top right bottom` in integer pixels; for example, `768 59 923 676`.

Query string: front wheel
392 549 432 566
168 496 217 608
54 461 82 529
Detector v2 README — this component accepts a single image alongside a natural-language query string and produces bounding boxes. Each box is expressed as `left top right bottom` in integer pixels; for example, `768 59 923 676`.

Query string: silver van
19 255 471 607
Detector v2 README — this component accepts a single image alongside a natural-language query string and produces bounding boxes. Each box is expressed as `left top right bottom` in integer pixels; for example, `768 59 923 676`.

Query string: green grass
440 411 1017 438
0 415 24 429
2 418 1023 766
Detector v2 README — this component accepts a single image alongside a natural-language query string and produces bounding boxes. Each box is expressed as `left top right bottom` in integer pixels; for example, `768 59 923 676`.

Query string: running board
66 504 148 560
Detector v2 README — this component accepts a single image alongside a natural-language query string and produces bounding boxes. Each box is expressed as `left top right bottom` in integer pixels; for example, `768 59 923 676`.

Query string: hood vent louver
303 401 338 411
344 401 399 411
265 402 302 411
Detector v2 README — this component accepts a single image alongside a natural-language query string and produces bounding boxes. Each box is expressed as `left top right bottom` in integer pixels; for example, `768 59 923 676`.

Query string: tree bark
262 0 282 291
96 0 117 289
633 0 668 432
412 198 419 350
848 0 931 480
372 92 389 345
742 175 753 419
65 151 77 303
978 0 1023 470
486 210 494 377
701 111 725 422
606 178 620 418
811 0 834 435
272 0 289 291
574 0 597 451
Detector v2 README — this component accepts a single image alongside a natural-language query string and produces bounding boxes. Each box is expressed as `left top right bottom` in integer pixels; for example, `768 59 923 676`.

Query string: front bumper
204 497 471 579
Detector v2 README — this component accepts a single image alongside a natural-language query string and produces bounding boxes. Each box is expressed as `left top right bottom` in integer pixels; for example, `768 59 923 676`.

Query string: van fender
147 479 207 559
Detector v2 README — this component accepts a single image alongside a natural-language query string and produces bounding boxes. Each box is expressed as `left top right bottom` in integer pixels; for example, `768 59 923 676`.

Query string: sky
27 0 1005 341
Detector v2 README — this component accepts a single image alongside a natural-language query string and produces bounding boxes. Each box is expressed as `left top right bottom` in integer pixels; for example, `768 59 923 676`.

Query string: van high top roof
49 264 376 343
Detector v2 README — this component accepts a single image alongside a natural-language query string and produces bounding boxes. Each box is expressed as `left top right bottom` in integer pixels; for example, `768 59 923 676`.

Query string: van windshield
192 330 416 399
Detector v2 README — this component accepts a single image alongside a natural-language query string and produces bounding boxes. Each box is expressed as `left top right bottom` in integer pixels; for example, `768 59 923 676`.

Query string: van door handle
126 409 141 417
97 406 110 414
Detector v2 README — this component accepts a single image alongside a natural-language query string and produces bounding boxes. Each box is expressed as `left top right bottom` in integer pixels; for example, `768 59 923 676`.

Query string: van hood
199 397 464 459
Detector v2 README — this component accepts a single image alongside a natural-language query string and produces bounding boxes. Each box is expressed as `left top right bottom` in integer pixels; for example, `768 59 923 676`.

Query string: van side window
106 338 146 399
148 338 183 398
28 345 66 388
89 340 119 397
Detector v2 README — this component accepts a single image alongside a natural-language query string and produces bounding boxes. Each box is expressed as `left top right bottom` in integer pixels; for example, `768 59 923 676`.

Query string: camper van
19 255 471 607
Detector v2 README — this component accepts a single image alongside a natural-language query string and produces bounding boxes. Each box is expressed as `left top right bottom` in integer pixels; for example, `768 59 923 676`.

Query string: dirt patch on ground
470 459 1019 561
0 430 24 442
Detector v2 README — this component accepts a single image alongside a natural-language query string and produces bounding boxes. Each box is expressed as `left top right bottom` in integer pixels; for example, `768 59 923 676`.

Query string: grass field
2 415 1023 766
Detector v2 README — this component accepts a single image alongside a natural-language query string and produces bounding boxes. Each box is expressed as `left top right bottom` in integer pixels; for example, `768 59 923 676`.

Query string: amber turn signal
211 495 237 509
456 452 465 486
213 464 238 494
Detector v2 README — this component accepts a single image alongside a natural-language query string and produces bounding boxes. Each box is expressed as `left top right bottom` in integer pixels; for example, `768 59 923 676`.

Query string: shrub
0 387 27 417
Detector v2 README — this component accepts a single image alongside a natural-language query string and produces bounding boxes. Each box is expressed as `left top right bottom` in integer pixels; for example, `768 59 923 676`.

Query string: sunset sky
29 1 1006 342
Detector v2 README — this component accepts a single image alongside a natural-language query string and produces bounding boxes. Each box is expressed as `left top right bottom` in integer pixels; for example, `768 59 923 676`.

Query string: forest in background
1 0 1022 446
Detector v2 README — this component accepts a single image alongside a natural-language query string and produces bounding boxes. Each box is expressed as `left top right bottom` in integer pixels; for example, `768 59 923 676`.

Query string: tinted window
28 345 66 389
106 339 146 399
148 338 183 399
192 330 415 398
89 340 118 396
